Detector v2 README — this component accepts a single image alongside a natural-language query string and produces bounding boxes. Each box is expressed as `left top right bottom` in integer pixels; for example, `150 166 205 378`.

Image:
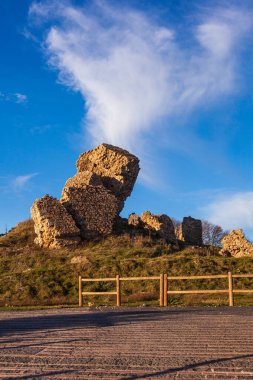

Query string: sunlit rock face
31 195 81 249
128 213 141 228
76 143 140 203
221 229 253 257
140 211 178 245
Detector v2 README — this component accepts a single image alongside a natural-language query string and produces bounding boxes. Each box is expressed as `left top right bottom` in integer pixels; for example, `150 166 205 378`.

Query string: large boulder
140 211 177 245
76 143 140 202
221 229 253 257
30 195 81 249
178 216 203 245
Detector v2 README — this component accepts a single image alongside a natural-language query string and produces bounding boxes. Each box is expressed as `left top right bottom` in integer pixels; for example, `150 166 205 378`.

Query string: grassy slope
1 220 253 308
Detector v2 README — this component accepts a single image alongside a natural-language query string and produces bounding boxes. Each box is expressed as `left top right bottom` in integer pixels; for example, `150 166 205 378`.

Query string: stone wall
61 185 121 240
178 216 203 246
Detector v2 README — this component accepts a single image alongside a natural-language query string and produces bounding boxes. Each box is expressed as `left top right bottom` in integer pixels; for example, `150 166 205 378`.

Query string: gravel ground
0 307 253 379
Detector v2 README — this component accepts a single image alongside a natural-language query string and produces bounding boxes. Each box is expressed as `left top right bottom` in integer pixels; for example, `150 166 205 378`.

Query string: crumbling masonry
31 143 205 249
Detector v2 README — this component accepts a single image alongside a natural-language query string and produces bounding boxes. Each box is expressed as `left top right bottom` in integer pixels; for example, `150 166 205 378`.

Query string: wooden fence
79 272 253 307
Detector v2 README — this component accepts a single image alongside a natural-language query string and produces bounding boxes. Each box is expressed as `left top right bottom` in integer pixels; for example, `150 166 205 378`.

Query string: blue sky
1 0 253 237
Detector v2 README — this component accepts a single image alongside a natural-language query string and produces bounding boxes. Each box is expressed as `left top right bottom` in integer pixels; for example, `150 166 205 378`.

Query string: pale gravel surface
0 307 253 379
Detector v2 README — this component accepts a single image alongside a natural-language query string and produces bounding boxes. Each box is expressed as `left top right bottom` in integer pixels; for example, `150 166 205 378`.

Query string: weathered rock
31 144 140 247
63 171 103 189
61 185 122 240
221 229 253 257
178 216 203 245
31 195 81 249
70 255 91 265
128 213 141 227
76 143 140 202
140 211 177 245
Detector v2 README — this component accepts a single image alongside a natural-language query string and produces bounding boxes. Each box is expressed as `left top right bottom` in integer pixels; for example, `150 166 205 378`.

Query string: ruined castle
31 143 253 257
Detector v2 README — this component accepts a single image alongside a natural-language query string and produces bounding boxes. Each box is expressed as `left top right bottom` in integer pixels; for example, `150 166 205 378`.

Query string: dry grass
1 220 253 308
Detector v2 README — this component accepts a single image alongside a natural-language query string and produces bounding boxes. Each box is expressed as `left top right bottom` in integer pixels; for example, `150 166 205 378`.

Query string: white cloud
11 173 38 190
196 8 251 59
28 1 253 188
203 192 253 231
29 2 252 155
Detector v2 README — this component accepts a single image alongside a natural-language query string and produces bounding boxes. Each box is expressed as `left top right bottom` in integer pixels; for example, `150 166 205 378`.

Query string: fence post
116 275 121 306
228 271 234 307
164 274 168 306
160 274 164 306
79 276 83 307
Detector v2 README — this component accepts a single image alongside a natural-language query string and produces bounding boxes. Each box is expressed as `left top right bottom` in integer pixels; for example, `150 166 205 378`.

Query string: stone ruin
140 212 178 245
127 212 178 246
31 143 206 250
221 229 253 257
127 213 202 247
76 144 140 202
177 216 203 246
31 195 81 249
31 144 139 248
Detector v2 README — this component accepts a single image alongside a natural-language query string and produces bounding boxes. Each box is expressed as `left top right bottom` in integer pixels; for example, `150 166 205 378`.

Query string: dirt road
0 307 253 379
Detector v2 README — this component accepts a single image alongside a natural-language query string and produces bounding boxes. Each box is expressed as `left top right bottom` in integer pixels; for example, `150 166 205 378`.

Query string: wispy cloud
202 191 253 231
0 91 28 104
0 173 38 193
22 27 39 43
14 93 28 104
11 173 38 190
29 1 252 155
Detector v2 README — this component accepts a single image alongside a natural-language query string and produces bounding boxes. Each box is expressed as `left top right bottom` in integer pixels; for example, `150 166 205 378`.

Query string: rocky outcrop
140 211 177 245
221 229 253 257
31 195 81 249
76 144 140 202
178 216 203 246
31 144 139 248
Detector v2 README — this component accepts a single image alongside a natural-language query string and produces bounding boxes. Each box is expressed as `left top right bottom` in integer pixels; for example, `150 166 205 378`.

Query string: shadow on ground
1 307 250 336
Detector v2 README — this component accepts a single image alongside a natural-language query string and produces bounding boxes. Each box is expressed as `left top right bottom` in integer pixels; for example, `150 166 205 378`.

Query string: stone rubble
140 211 178 245
128 213 141 228
221 229 253 257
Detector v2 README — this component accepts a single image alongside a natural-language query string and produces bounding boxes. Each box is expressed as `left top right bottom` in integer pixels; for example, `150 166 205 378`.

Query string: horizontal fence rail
78 272 253 307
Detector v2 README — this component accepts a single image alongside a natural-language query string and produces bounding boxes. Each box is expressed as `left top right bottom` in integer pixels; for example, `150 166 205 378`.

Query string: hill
1 220 253 308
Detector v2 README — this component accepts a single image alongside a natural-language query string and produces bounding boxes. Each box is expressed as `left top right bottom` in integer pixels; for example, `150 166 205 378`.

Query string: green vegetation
1 220 253 309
